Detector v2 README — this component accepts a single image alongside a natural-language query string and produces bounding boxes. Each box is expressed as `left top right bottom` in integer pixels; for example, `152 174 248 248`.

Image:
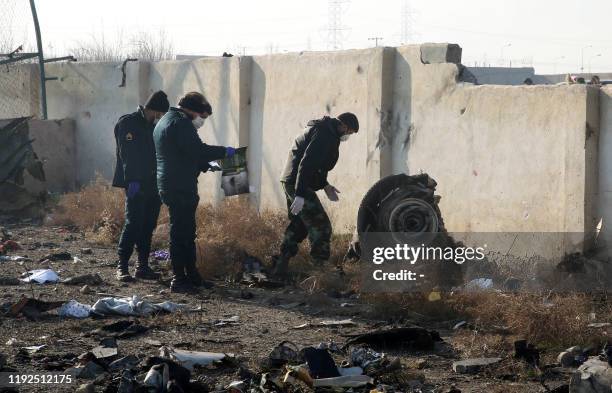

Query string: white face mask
340 134 350 142
192 117 205 129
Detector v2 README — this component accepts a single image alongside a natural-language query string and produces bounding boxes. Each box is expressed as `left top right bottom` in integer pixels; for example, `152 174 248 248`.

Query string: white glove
324 184 340 202
290 196 305 215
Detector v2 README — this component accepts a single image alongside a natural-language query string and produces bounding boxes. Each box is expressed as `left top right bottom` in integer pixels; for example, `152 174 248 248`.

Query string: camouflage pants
280 182 332 261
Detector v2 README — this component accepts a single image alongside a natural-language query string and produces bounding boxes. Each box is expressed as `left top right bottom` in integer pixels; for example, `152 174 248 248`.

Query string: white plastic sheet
20 269 59 284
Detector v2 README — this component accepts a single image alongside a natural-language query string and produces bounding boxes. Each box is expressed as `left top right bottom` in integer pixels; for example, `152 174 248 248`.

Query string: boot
135 264 161 280
170 276 198 294
116 259 134 282
186 261 214 289
135 256 160 280
270 255 290 279
170 259 197 294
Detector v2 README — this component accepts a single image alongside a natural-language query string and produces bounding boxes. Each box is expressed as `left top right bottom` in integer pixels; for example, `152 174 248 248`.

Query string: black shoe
270 255 289 279
134 265 161 280
186 264 213 288
170 278 198 294
116 260 133 282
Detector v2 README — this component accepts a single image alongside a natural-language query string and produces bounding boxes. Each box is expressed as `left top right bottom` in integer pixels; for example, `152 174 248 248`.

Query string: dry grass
47 175 169 245
48 178 612 350
47 175 126 244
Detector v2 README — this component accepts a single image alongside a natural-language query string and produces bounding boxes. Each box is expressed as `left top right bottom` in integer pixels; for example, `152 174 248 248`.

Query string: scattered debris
558 346 587 368
89 320 149 339
151 250 170 261
21 344 46 354
8 296 64 319
350 346 385 371
0 255 27 262
312 375 373 388
80 285 92 294
345 327 441 350
321 319 356 327
303 347 341 379
58 300 92 319
142 356 191 391
39 251 71 262
109 355 139 372
20 268 59 283
80 248 93 255
91 338 118 360
464 278 494 291
214 315 240 326
91 295 186 317
268 341 299 367
0 240 21 254
160 346 235 371
569 357 612 393
452 358 502 374
62 273 103 286
72 256 84 264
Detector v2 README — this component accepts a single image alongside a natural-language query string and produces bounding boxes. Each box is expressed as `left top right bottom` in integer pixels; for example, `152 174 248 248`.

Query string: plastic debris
312 375 373 388
0 255 27 262
58 300 92 319
72 256 83 264
22 345 45 354
464 278 494 291
321 319 356 327
151 250 170 261
160 346 234 371
91 296 186 317
350 346 385 370
303 347 340 379
20 269 59 284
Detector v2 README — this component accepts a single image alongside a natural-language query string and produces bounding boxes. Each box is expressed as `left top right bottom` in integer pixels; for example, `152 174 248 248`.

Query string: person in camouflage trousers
273 113 360 278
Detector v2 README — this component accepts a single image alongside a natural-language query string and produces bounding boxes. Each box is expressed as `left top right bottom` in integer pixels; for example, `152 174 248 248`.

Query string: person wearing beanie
112 90 170 282
273 112 359 279
153 91 237 294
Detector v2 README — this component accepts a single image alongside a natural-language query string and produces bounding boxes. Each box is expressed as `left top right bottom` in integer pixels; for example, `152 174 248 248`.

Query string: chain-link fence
0 0 40 119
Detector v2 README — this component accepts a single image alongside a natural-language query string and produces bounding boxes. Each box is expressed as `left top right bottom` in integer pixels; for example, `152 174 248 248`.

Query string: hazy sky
5 0 612 74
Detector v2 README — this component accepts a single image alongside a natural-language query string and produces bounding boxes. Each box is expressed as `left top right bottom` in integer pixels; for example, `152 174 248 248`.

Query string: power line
327 0 350 50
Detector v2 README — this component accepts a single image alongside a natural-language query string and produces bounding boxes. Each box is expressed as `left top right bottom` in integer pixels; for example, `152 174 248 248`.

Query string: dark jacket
153 107 227 195
112 106 157 192
281 116 341 197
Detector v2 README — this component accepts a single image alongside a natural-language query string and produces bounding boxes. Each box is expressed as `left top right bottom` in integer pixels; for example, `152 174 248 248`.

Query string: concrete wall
0 44 604 248
43 62 145 185
467 67 535 85
29 119 77 193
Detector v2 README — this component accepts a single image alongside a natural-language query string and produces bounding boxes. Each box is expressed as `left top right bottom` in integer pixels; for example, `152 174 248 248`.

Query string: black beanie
337 112 359 132
145 90 170 112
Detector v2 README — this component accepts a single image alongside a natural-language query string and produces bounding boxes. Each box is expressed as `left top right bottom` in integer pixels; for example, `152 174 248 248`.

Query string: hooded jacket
280 116 341 197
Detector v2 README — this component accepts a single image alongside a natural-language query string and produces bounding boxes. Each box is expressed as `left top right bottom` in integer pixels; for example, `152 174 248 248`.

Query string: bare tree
68 29 175 62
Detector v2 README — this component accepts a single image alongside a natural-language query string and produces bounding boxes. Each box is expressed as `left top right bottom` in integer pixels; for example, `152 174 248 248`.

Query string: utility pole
327 0 350 50
368 37 383 47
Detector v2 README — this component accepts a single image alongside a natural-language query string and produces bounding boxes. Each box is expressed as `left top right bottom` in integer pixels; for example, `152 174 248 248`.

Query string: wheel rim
388 198 439 233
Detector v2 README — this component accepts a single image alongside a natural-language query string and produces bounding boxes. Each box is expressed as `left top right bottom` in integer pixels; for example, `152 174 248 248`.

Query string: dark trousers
160 191 199 279
118 190 161 264
280 182 332 261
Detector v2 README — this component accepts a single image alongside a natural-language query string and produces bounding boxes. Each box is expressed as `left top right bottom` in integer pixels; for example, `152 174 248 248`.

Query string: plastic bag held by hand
127 182 140 198
324 185 340 202
290 196 305 215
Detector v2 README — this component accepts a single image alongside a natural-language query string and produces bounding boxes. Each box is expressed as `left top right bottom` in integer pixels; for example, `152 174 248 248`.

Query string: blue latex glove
127 182 140 198
226 147 236 158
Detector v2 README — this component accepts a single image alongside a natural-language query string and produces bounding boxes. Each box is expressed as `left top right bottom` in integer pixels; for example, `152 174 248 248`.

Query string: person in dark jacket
112 90 170 282
153 91 236 293
273 113 359 278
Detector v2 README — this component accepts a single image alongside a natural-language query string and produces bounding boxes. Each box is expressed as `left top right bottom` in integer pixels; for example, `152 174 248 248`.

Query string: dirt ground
0 219 573 393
